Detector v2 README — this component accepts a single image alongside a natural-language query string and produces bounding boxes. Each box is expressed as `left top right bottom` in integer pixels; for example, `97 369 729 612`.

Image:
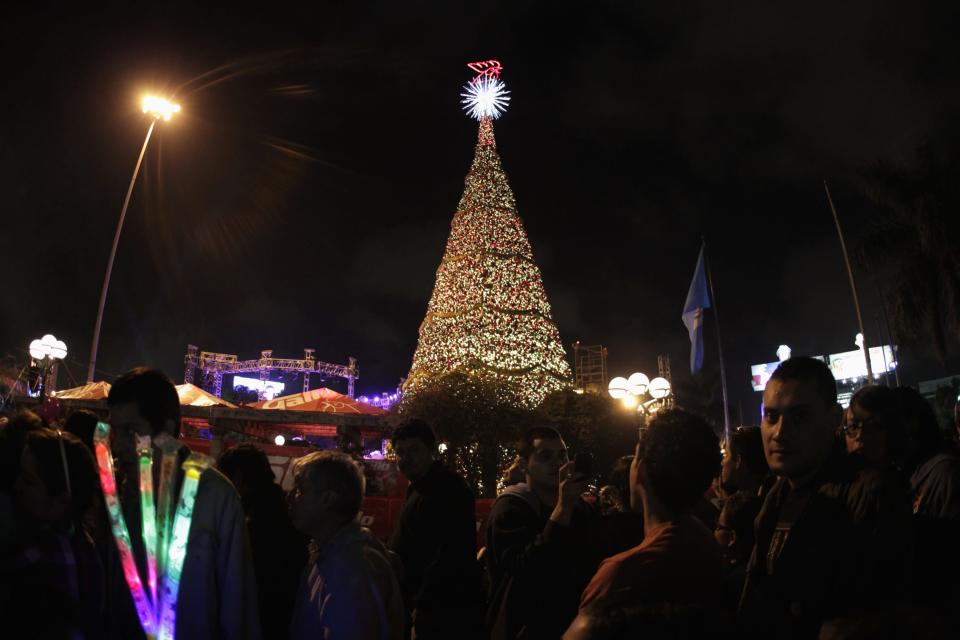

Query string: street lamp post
30 334 68 397
86 96 180 382
608 371 672 439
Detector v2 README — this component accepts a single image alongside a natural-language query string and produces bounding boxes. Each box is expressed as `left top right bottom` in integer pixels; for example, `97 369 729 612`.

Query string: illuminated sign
750 361 781 392
828 345 897 382
750 345 896 392
233 376 285 400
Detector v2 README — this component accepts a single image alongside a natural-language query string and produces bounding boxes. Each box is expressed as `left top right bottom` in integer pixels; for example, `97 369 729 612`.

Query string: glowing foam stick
154 434 181 581
157 452 212 640
94 422 157 637
137 435 159 608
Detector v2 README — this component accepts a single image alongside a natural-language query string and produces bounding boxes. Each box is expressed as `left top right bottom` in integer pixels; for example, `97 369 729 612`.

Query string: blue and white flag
682 244 712 373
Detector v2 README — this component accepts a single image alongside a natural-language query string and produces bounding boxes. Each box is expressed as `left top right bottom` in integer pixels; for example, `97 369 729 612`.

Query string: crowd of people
1 358 959 639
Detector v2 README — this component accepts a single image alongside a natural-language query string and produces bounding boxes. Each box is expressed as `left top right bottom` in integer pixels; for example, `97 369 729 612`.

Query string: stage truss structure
184 345 358 400
572 342 608 393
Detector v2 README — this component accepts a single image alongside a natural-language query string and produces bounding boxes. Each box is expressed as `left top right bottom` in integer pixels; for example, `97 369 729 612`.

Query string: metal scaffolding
658 354 674 409
184 345 359 400
572 342 608 393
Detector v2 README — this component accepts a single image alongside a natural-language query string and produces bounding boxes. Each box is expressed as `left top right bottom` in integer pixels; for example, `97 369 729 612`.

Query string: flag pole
824 181 874 383
702 239 732 443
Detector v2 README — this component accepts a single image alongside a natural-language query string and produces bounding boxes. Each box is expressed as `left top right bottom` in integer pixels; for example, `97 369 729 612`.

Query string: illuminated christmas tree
405 61 572 408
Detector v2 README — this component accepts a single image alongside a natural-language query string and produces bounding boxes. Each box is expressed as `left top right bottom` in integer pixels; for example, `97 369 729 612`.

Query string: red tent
252 387 385 415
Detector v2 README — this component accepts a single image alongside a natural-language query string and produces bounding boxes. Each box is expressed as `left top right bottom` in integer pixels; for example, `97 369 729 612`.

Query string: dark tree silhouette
857 143 960 368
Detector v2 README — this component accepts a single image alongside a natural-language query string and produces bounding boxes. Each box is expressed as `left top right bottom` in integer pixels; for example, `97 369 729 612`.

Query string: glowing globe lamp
648 377 672 400
608 376 630 400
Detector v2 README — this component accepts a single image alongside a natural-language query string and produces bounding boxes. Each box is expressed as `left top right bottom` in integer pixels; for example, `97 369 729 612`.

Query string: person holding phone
484 426 604 640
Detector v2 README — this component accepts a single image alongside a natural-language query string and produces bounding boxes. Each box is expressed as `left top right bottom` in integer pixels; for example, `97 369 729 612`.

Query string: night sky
4 2 959 419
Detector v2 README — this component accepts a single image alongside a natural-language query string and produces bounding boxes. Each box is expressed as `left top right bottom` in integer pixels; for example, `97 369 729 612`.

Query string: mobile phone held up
573 452 594 478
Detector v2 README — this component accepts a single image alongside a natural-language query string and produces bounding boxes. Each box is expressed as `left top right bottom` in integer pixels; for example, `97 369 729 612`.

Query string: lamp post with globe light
29 334 68 397
86 95 181 383
608 371 672 437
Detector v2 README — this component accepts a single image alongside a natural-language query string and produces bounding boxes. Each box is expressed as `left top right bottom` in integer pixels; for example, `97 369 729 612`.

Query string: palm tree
857 143 960 368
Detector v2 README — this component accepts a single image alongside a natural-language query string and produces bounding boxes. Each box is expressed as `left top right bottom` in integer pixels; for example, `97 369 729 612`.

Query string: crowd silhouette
1 358 959 639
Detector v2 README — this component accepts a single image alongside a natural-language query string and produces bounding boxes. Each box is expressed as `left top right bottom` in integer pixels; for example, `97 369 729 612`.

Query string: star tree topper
461 60 511 120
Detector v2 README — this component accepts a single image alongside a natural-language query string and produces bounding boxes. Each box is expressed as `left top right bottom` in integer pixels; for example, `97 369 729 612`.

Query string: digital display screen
233 375 285 400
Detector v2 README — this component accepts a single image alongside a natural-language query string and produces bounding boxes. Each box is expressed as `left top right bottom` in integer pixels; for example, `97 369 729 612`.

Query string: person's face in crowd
394 437 434 482
524 437 568 492
16 446 70 525
288 469 333 536
761 378 840 482
844 401 889 466
108 402 174 465
719 442 741 494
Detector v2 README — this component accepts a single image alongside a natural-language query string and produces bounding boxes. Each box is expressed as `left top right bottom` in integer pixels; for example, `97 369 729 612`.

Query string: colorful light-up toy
94 422 212 640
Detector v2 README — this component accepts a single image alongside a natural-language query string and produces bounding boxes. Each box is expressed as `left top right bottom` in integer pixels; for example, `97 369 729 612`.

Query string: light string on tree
94 421 212 640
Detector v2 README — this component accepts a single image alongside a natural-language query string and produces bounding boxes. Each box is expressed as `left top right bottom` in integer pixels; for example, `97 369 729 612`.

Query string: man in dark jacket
739 357 913 639
217 445 307 639
485 426 603 640
389 419 482 639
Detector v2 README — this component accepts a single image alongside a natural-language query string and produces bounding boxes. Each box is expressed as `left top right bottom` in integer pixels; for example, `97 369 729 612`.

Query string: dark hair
25 429 99 519
850 385 906 463
517 425 563 462
637 409 720 511
217 445 277 489
770 356 837 407
728 426 768 477
391 419 437 450
64 409 99 453
294 451 365 520
9 410 46 432
108 367 181 438
608 455 634 503
894 386 944 464
0 410 46 490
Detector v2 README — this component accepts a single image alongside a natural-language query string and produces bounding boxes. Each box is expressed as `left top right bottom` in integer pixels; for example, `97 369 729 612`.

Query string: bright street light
142 95 181 121
608 370 672 413
87 94 181 382
29 334 67 398
607 376 630 399
776 344 792 362
627 372 650 396
648 377 671 399
30 334 68 361
274 434 286 446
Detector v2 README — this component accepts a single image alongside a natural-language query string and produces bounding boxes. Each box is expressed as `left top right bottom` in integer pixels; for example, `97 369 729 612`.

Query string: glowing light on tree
406 62 571 408
461 76 511 120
